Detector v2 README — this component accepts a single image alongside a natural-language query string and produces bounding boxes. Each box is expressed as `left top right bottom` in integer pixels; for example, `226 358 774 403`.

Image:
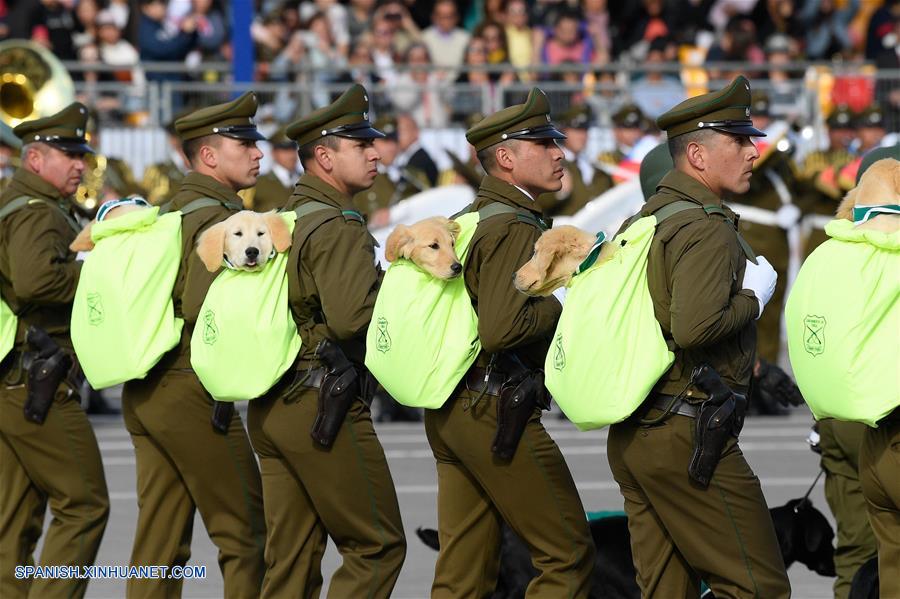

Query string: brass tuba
0 40 75 128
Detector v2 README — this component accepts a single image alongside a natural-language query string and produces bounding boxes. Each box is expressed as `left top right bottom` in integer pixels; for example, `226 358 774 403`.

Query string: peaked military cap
751 90 770 118
286 84 384 147
826 104 853 129
639 142 674 200
268 125 297 150
612 103 647 129
657 75 765 138
856 144 900 184
466 88 565 152
174 91 265 141
373 115 398 140
559 104 592 130
13 102 94 153
854 105 884 129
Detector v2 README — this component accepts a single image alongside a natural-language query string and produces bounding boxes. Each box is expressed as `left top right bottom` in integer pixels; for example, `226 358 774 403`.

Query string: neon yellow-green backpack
191 212 301 401
546 201 742 430
71 206 184 388
0 297 14 363
366 203 540 408
786 219 900 426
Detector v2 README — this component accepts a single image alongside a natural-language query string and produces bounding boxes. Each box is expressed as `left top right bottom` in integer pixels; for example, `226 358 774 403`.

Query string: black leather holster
491 353 549 461
687 365 748 488
23 326 72 424
310 339 359 448
211 401 235 434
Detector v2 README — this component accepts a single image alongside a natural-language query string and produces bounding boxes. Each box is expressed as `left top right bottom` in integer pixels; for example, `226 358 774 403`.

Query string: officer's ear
196 221 228 272
263 211 292 252
385 224 413 262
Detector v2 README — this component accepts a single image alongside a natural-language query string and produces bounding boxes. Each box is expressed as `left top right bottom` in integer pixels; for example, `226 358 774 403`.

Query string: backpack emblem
803 315 825 356
87 292 104 326
376 317 392 353
202 309 219 345
553 332 566 371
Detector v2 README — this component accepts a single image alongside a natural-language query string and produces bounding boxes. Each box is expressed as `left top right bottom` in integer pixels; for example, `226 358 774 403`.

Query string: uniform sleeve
303 219 380 340
470 222 561 353
666 220 758 349
6 207 81 304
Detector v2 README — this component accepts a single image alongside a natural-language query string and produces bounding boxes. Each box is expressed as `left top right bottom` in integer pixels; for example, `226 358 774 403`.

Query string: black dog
849 557 879 599
417 498 835 599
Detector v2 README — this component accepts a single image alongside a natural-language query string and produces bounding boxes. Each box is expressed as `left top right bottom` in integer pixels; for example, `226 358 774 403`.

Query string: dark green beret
656 75 765 139
13 102 94 154
286 84 384 147
639 142 674 200
856 144 900 184
611 103 646 129
466 88 565 152
854 105 884 129
373 114 398 140
827 104 853 129
558 104 592 130
174 91 265 142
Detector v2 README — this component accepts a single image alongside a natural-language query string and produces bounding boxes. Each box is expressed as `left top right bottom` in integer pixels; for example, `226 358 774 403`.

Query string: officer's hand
742 256 777 319
754 359 804 407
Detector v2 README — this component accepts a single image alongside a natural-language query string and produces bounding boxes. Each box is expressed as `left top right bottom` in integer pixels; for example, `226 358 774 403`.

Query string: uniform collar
286 173 355 211
171 171 243 209
475 175 542 216
3 168 67 205
271 163 296 189
652 169 723 208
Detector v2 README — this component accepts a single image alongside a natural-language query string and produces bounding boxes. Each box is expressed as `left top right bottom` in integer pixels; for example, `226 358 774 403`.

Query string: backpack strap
291 200 366 250
649 200 757 261
0 196 80 233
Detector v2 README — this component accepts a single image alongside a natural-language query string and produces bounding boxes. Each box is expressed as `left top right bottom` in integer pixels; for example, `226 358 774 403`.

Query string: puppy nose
245 247 259 259
451 263 462 275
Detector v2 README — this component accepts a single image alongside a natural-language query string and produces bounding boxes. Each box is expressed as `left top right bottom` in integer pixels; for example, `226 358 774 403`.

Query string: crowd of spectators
1 0 898 127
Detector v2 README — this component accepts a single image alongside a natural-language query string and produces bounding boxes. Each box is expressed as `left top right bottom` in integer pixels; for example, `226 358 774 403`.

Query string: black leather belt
464 366 505 397
651 394 701 418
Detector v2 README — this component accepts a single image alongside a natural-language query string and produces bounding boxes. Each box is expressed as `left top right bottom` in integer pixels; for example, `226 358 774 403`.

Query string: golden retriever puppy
196 210 292 272
514 225 616 296
69 198 150 252
385 216 462 279
835 158 900 234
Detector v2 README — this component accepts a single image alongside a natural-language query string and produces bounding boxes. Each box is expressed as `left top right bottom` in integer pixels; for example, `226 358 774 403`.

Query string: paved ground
60 407 833 598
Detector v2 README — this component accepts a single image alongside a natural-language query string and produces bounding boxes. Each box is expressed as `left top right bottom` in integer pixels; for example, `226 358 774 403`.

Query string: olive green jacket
643 170 759 395
285 174 382 365
253 171 292 213
0 169 82 348
466 175 561 369
165 172 242 369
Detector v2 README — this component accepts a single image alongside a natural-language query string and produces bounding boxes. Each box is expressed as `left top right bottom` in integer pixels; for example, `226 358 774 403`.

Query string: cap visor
48 140 95 154
712 124 767 137
513 125 567 141
336 125 387 139
220 128 267 141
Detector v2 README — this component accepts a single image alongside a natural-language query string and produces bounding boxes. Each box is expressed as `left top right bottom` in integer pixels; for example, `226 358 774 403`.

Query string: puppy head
771 498 836 576
196 210 292 272
836 158 900 221
70 222 96 252
385 216 462 279
514 226 610 296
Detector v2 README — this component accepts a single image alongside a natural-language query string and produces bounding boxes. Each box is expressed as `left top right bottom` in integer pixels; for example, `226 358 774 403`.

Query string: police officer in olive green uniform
427 88 596 598
851 144 900 599
607 76 791 599
120 92 267 598
537 104 614 217
247 84 406 599
818 419 877 599
797 104 856 256
0 103 110 599
251 126 300 213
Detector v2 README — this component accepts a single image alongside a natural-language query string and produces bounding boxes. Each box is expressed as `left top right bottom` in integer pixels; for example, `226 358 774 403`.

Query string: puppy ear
835 187 856 221
263 211 292 252
446 219 462 241
531 239 558 278
69 222 96 252
385 225 413 262
196 221 227 272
